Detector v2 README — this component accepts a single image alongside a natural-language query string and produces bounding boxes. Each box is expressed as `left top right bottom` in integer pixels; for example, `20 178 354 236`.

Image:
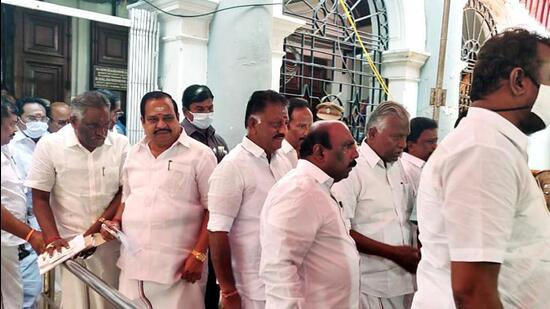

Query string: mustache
273 133 285 139
154 128 172 135
348 160 357 168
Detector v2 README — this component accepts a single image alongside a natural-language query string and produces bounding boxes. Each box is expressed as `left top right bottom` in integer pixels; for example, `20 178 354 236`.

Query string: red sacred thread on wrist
45 236 61 245
222 289 238 299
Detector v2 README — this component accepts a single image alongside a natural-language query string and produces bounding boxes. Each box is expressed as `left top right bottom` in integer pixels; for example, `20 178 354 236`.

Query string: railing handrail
61 260 137 309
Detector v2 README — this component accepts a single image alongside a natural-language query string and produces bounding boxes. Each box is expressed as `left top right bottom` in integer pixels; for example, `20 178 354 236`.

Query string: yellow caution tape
338 0 392 98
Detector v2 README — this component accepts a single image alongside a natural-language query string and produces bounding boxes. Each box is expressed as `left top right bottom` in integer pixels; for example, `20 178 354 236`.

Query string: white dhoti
240 294 265 309
60 241 120 309
361 293 413 309
1 245 23 309
119 272 206 309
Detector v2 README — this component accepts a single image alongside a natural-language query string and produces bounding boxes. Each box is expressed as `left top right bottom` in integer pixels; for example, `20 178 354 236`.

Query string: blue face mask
191 112 214 130
23 121 48 139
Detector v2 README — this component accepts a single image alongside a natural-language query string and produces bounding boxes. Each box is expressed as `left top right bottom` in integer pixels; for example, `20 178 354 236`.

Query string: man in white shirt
208 90 292 309
260 121 361 309
332 101 418 309
1 98 44 309
102 91 216 308
48 101 70 133
412 28 550 309
401 117 438 224
26 91 129 309
280 98 313 167
96 89 127 137
9 96 50 309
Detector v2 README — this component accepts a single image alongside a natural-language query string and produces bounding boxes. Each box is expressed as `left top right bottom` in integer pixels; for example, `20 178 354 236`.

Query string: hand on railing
100 220 121 242
44 236 70 257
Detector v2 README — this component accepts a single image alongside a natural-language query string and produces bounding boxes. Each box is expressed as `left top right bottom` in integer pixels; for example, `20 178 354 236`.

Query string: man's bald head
49 101 70 133
300 120 359 182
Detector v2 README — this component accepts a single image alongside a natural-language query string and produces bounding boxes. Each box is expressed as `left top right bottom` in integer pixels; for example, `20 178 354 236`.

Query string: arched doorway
280 0 389 141
459 0 497 114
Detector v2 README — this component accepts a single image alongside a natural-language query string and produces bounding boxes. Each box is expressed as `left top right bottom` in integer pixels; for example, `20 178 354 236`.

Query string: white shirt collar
138 126 190 150
241 136 268 158
281 139 295 154
401 152 425 168
467 107 528 156
62 125 113 148
359 140 386 169
296 159 334 188
12 130 28 143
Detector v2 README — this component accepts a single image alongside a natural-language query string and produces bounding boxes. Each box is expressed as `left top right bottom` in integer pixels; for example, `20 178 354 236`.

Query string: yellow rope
338 0 391 98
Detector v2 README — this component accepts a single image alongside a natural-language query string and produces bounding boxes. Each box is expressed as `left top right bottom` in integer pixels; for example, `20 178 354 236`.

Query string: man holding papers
26 91 128 309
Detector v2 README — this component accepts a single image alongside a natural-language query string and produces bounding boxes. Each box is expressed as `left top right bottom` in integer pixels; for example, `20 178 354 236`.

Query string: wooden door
91 21 129 125
14 8 71 102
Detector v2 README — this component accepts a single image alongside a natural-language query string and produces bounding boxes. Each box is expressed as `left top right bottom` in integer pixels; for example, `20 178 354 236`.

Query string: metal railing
41 260 137 309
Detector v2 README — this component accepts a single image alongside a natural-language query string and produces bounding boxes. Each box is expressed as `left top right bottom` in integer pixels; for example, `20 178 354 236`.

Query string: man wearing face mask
9 96 50 309
412 29 550 309
181 85 229 163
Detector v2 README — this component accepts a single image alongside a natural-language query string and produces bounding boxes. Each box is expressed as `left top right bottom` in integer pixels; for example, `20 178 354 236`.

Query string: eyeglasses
21 116 49 123
114 111 124 120
54 119 70 126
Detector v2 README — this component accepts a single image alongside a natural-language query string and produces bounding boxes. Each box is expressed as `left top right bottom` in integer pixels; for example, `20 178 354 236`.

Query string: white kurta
332 141 416 300
1 146 27 309
25 126 128 309
412 107 550 309
1 146 27 246
279 139 298 168
207 136 292 302
260 160 361 309
118 130 216 308
400 152 425 223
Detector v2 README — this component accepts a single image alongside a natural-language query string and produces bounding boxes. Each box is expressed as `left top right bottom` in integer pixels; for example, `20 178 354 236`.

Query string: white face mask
531 84 550 128
23 121 48 139
190 112 214 130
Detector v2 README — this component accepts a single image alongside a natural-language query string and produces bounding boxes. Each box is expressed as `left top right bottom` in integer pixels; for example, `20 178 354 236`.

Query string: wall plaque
93 65 127 90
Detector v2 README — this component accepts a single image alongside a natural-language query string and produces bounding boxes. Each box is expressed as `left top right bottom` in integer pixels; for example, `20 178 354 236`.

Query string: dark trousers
205 253 220 309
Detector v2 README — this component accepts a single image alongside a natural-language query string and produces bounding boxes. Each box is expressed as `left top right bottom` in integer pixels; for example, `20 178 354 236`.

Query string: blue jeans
20 244 42 309
21 214 42 309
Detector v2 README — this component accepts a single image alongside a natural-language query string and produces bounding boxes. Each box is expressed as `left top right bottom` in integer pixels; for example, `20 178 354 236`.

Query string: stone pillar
136 0 219 114
382 50 430 117
383 0 430 117
207 0 302 147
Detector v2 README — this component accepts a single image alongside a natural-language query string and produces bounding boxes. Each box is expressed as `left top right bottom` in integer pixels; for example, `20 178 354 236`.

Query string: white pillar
382 50 430 116
139 0 219 114
270 4 304 91
383 0 430 116
126 8 159 144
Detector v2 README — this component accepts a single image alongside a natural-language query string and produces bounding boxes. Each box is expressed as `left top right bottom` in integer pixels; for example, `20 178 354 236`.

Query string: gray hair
70 91 111 120
366 101 410 131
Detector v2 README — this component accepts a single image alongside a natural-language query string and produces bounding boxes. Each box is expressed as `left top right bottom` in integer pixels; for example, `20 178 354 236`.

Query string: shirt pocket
165 161 195 199
100 166 121 193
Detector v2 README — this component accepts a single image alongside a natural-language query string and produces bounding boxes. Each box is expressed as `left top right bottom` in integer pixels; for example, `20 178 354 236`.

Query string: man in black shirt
181 85 229 163
181 84 228 308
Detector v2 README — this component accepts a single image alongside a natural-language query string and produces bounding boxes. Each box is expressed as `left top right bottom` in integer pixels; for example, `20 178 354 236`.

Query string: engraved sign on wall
93 65 127 90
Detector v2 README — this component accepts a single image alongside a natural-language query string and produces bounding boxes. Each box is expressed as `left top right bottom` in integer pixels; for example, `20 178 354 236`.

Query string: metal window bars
280 0 388 141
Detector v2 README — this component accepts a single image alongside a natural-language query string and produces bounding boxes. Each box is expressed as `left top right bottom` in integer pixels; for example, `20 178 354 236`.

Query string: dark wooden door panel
23 10 66 57
92 22 128 68
23 61 64 101
14 8 70 102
